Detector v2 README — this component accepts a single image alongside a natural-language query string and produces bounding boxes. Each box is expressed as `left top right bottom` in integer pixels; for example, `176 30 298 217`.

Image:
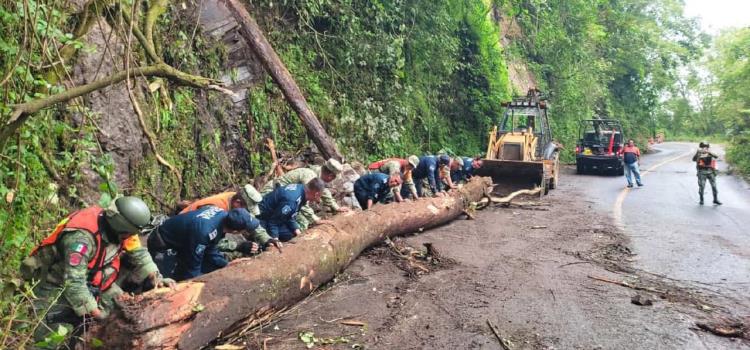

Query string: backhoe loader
475 88 560 194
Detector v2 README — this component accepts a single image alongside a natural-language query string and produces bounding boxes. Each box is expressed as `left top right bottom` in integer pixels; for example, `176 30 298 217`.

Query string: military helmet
699 141 709 148
323 158 343 175
105 196 152 234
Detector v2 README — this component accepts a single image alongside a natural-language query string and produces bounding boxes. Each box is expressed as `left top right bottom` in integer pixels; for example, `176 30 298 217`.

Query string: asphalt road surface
576 142 750 301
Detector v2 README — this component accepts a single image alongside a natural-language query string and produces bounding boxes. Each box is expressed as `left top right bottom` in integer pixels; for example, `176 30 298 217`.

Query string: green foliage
247 0 511 160
504 0 705 161
708 28 750 176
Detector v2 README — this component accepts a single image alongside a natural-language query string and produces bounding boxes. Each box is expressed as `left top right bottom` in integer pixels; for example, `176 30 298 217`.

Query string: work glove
146 271 177 290
237 241 260 255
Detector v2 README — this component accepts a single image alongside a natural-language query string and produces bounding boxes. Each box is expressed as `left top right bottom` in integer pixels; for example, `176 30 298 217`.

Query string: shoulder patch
122 235 141 251
428 165 435 171
285 184 298 191
68 252 83 266
70 242 88 255
195 244 206 256
281 205 292 215
208 229 218 240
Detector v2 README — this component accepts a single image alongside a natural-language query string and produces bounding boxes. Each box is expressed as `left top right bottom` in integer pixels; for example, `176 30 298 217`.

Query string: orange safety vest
698 157 717 169
31 207 121 293
367 158 408 171
179 191 235 214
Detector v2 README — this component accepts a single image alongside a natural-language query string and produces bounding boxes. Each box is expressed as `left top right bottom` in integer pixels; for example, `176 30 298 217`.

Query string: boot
713 196 722 205
699 193 704 205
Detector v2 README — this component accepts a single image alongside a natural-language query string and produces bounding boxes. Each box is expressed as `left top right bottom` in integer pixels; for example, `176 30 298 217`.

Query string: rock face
64 0 268 203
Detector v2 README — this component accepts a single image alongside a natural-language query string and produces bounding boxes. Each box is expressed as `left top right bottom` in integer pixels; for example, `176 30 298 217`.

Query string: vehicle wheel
549 154 560 189
617 166 625 176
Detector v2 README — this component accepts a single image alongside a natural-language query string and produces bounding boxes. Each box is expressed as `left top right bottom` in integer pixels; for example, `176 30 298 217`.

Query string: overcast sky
683 0 750 34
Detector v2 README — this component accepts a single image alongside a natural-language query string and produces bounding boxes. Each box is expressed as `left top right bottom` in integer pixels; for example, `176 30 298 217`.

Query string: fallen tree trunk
221 0 341 160
87 177 492 349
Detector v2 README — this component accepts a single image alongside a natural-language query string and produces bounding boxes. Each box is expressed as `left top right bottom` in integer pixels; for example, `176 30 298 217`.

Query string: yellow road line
612 150 693 229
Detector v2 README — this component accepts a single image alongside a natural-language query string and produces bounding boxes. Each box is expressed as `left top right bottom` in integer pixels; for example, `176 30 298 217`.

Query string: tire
617 166 625 176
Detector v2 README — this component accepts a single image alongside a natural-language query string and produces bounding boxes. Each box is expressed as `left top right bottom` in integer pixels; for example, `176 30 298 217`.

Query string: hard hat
407 155 419 169
105 196 152 234
226 208 255 231
324 159 343 175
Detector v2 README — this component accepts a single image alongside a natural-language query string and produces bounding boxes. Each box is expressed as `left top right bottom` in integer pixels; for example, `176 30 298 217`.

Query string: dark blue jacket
257 183 306 238
354 173 391 202
412 156 440 193
156 206 231 281
452 157 476 182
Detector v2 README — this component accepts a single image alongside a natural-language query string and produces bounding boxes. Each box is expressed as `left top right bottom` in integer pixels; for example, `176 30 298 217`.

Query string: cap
438 155 451 166
324 158 343 175
241 184 263 203
225 208 256 231
454 157 464 167
407 155 419 169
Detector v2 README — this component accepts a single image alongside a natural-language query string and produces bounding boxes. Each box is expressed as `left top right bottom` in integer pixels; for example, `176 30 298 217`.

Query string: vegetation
0 0 743 345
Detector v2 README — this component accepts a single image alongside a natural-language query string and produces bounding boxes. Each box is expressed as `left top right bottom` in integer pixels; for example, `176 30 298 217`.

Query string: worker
260 159 348 230
256 178 328 242
692 141 721 205
410 155 452 197
451 156 483 183
178 185 270 258
368 155 419 201
21 196 174 343
621 139 643 188
147 207 266 281
180 185 263 215
354 173 403 210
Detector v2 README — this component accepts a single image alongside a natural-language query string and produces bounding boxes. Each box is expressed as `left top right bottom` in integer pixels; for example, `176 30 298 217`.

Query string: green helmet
105 196 152 234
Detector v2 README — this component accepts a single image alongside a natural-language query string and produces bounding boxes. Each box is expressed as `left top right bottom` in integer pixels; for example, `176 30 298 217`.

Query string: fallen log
87 177 493 349
221 0 341 160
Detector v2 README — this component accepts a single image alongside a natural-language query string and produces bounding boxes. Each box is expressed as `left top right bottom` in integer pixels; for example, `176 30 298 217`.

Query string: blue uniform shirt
452 157 476 182
412 156 440 193
156 206 230 281
257 183 307 239
354 173 391 202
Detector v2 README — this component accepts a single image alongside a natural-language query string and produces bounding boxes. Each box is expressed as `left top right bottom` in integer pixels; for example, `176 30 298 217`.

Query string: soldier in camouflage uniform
369 155 419 201
692 141 722 205
21 197 174 345
260 159 348 230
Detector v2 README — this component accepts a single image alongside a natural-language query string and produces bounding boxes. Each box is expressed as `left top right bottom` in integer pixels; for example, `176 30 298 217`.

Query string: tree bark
221 0 342 160
86 177 492 349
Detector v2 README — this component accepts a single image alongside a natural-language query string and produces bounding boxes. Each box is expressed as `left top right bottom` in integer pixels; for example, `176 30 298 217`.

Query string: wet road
574 142 750 301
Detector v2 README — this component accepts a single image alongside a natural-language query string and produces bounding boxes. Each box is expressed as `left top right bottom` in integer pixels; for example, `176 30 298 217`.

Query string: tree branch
1 63 230 148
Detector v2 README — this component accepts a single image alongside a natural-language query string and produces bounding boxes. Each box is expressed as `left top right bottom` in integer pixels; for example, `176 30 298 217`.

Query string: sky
683 0 750 34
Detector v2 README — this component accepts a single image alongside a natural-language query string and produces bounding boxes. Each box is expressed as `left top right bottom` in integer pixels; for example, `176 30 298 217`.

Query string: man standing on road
621 139 643 188
692 141 722 205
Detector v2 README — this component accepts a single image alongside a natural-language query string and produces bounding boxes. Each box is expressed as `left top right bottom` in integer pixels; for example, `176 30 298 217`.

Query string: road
228 142 750 350
579 142 750 300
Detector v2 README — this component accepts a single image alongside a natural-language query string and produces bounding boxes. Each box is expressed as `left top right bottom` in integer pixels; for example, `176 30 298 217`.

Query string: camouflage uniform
260 166 339 230
375 160 416 198
693 150 719 203
26 230 157 342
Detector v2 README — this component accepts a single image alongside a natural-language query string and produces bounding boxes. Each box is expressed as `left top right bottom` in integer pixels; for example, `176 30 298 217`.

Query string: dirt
214 169 750 350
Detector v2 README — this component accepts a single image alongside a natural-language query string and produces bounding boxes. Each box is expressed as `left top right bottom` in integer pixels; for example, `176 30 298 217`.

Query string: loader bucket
475 159 545 186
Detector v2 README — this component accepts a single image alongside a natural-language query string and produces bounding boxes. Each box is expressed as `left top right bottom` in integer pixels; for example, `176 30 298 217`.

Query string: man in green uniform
692 141 722 205
260 159 349 230
21 196 174 345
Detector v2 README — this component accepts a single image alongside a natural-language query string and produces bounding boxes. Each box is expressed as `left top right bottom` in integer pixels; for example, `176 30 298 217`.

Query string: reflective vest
698 156 717 169
31 207 121 293
180 191 235 214
367 158 408 171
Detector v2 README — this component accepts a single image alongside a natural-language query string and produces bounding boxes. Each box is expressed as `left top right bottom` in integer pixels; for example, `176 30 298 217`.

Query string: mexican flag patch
70 242 88 255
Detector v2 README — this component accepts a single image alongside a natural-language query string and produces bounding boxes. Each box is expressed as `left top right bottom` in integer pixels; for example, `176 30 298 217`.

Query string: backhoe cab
475 88 560 193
